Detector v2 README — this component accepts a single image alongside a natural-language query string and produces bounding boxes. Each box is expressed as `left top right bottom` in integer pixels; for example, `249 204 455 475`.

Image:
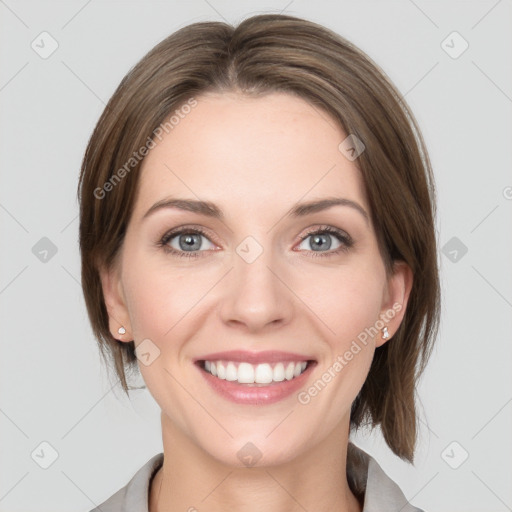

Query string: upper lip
195 350 315 364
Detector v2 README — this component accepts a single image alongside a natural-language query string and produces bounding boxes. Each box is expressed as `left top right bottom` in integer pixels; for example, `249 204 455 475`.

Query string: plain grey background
1 1 511 511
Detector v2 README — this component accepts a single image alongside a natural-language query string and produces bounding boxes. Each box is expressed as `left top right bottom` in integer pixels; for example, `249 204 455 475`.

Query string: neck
149 413 363 512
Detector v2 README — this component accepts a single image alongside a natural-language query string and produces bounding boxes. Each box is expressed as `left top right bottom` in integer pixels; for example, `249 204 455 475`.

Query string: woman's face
100 91 411 467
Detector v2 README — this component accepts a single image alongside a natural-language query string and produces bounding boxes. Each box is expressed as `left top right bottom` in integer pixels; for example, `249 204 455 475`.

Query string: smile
195 350 316 405
202 360 309 385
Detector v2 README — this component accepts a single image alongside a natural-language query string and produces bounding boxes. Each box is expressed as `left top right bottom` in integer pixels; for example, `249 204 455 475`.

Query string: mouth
199 360 310 385
194 351 316 405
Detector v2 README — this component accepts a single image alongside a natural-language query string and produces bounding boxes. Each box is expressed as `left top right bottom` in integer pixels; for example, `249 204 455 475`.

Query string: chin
199 431 311 469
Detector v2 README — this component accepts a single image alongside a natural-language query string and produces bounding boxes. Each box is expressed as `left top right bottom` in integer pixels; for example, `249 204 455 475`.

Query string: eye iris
179 233 201 251
310 233 331 251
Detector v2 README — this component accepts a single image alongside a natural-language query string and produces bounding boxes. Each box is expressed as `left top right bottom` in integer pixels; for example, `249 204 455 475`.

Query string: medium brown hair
77 14 440 463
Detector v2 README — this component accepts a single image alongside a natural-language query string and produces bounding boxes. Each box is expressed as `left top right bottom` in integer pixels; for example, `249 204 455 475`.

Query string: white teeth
203 360 309 384
273 363 285 382
255 363 273 384
226 362 237 381
217 362 226 379
238 362 255 383
285 362 295 380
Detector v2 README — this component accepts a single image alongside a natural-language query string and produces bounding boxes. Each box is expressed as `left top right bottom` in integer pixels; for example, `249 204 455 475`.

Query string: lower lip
198 362 315 405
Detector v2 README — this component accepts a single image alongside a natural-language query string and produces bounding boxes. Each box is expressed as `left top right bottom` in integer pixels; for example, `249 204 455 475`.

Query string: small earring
118 326 126 335
382 327 389 340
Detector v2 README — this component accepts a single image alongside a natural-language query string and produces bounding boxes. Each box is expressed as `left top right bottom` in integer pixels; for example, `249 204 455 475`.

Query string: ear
375 260 413 348
98 260 132 343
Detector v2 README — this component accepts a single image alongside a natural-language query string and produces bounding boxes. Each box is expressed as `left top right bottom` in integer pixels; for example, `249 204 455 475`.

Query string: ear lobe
375 260 413 348
98 261 132 342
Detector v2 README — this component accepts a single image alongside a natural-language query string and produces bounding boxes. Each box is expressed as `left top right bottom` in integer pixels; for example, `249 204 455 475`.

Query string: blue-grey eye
298 231 344 252
168 231 215 252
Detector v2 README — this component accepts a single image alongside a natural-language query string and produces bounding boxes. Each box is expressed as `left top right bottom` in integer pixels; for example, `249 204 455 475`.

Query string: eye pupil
311 234 331 251
180 234 201 251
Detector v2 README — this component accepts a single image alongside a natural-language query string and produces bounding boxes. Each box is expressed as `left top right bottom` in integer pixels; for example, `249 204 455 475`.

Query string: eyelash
156 225 354 259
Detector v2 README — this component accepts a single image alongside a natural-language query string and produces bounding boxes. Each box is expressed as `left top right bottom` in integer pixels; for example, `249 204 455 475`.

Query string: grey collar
90 442 424 512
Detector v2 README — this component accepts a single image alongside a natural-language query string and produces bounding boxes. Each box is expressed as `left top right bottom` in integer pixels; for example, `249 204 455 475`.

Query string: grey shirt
89 442 424 512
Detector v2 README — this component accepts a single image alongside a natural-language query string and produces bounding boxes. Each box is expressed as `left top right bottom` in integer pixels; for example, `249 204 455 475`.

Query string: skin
100 91 413 512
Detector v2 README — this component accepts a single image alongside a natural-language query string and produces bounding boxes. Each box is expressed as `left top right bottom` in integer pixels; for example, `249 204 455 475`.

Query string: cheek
121 254 205 427
294 258 386 347
122 254 206 342
293 265 385 423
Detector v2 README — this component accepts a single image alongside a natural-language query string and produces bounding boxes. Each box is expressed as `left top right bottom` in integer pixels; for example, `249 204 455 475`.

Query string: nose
219 241 294 333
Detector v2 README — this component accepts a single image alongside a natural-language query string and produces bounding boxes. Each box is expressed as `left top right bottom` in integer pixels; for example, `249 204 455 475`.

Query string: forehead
134 91 369 220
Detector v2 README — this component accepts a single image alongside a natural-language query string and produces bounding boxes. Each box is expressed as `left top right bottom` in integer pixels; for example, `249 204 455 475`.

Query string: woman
78 13 440 512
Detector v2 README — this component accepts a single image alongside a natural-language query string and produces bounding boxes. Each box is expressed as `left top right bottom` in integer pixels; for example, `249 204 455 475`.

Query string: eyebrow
142 196 369 225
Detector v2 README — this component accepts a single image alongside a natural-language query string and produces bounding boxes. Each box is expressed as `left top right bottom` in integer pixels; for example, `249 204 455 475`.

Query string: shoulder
347 442 426 512
88 453 164 512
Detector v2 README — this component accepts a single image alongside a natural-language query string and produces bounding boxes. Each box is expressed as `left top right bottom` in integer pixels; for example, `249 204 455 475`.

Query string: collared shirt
89 442 424 512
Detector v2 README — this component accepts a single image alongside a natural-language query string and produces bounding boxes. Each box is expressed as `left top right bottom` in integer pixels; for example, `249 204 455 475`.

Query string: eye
296 226 353 257
158 226 217 258
157 225 354 259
